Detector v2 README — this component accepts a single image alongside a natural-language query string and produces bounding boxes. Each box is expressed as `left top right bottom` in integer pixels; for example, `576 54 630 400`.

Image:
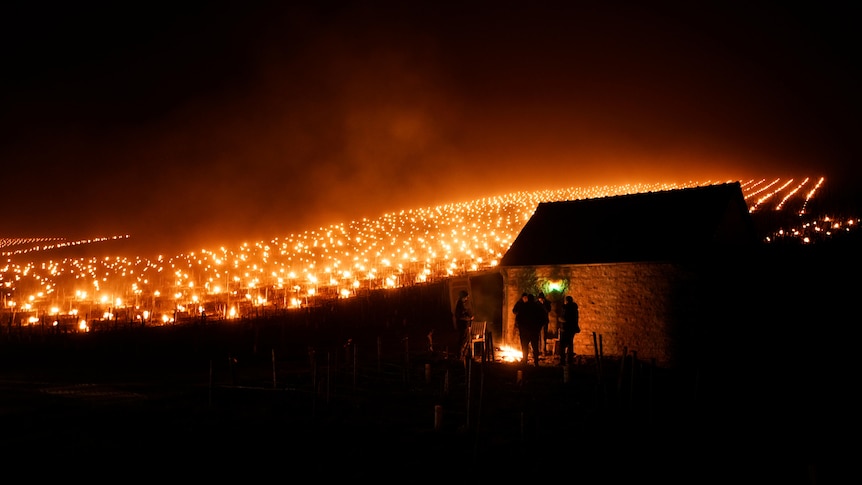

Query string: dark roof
500 182 758 266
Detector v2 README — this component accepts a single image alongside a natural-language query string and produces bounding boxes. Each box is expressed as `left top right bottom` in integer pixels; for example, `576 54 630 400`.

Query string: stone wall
501 261 709 368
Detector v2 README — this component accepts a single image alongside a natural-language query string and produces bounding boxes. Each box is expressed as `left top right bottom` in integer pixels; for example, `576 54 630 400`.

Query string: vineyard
0 177 858 320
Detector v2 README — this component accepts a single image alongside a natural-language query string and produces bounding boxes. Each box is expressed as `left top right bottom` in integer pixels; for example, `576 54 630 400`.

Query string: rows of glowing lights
741 176 856 242
0 235 130 255
1 177 856 329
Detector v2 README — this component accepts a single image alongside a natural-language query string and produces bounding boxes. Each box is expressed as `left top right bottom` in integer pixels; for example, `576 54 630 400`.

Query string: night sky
2 1 859 255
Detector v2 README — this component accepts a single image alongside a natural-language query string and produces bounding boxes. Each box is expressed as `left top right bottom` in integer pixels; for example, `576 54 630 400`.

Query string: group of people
454 288 580 368
513 291 579 367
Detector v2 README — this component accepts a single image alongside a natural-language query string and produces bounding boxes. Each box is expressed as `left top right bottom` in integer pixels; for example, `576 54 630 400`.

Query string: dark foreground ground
0 316 854 484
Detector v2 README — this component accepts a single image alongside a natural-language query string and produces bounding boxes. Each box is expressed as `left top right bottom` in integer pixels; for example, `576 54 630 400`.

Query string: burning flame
497 345 523 363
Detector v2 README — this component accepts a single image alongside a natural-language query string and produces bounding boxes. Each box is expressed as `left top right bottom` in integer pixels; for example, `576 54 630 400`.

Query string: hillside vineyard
1 177 857 327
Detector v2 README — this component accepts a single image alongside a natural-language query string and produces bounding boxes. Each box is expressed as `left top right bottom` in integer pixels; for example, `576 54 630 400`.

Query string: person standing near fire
513 293 543 367
558 295 580 366
454 290 474 362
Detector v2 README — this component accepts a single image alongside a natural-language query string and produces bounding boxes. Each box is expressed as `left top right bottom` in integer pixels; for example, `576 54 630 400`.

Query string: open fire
495 345 523 363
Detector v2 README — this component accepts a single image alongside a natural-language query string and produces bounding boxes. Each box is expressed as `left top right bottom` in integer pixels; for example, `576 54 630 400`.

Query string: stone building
497 182 758 368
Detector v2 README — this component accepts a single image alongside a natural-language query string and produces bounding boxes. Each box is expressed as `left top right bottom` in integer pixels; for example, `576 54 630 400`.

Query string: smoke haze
2 2 858 255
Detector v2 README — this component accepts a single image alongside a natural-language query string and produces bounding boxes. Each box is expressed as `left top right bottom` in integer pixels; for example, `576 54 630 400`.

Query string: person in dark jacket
512 292 530 331
558 295 580 366
514 293 543 367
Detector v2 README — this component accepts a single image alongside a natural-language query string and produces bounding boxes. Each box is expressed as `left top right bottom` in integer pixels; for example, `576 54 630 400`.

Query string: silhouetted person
512 292 529 363
454 290 474 361
514 293 543 367
558 295 580 366
537 291 551 355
